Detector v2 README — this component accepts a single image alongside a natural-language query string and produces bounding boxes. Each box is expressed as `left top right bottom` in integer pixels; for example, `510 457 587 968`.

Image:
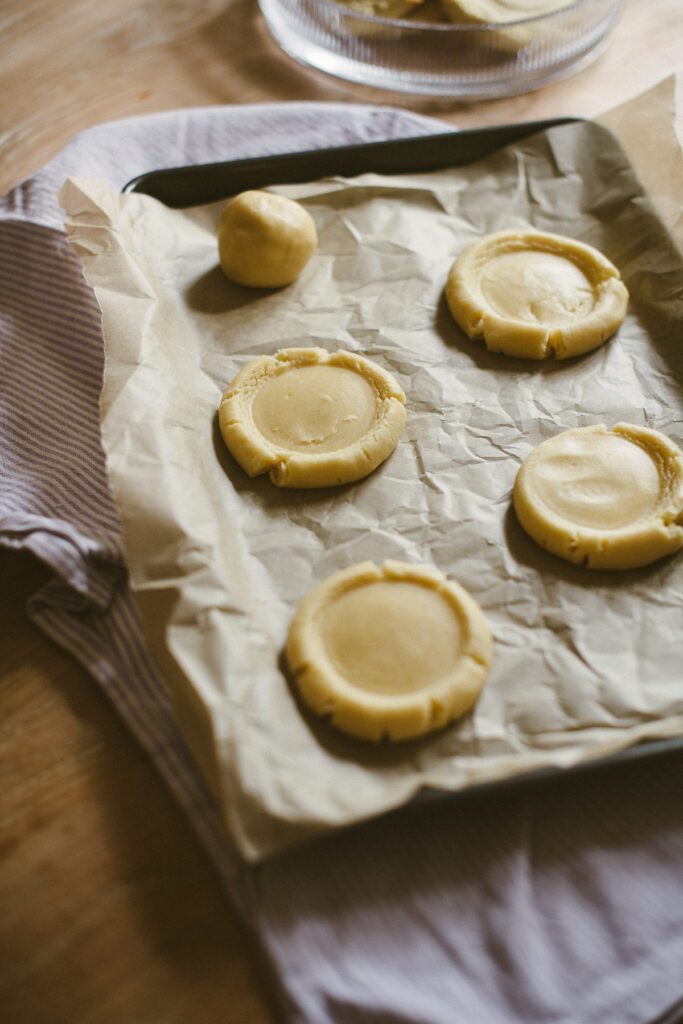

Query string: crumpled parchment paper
61 111 683 861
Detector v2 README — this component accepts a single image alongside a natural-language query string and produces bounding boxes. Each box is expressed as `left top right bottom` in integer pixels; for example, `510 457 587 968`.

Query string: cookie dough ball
219 347 406 488
513 423 683 569
446 230 629 359
286 561 492 741
217 190 317 288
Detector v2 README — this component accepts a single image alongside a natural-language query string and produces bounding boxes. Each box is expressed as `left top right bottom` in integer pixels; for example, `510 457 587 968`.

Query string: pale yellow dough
219 348 406 488
286 561 492 741
217 190 317 288
336 0 423 18
407 0 449 22
446 230 629 359
437 0 573 50
514 424 683 570
439 0 569 24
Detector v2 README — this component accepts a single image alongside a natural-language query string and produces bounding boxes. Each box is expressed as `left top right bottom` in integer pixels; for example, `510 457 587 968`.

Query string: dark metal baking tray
124 117 578 206
123 116 683 798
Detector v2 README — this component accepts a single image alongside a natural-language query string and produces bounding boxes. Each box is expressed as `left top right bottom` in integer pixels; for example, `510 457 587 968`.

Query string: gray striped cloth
2 104 682 1024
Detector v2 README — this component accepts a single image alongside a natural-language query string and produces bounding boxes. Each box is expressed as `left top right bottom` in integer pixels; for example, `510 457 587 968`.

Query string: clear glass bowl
259 0 624 99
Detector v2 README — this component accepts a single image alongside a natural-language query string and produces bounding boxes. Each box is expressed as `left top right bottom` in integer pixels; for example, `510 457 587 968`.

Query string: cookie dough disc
219 348 406 488
217 190 317 289
514 424 683 569
446 230 629 359
286 561 492 741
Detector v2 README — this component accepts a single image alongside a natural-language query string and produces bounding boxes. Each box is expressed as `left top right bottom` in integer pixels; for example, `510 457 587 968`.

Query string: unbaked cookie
513 423 683 569
217 190 317 288
446 230 629 359
219 348 406 488
286 560 492 741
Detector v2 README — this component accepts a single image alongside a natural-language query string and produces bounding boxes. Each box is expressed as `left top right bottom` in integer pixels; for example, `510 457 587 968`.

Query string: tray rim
123 117 580 207
123 116 683 810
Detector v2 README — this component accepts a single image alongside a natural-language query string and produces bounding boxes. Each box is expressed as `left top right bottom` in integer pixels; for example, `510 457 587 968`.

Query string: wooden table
1 2 682 1021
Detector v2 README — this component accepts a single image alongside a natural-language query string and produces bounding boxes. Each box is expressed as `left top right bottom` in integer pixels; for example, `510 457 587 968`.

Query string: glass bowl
258 0 624 99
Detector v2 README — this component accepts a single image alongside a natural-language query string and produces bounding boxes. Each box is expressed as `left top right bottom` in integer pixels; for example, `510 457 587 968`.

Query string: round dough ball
217 190 317 288
513 423 683 570
286 560 492 742
446 229 629 359
219 347 406 488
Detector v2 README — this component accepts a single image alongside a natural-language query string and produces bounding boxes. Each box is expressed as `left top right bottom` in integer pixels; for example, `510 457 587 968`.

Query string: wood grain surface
0 549 274 1024
1 0 683 194
1 1 682 1022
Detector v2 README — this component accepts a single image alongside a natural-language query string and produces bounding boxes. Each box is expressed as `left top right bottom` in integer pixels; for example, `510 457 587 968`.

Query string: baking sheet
61 118 683 861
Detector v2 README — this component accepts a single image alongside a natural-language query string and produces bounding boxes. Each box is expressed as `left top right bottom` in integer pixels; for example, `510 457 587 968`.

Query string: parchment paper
62 116 683 861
